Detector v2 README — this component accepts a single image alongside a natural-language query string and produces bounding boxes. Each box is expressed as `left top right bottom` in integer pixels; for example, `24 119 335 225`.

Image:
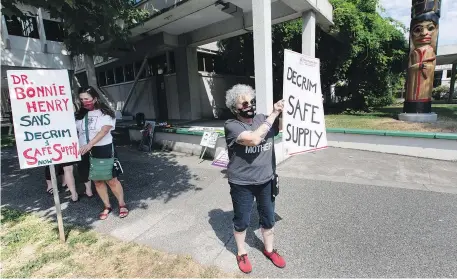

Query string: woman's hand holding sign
273 100 285 114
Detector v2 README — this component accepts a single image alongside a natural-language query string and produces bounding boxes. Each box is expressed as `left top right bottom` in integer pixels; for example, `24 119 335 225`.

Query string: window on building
115 67 124 83
98 71 107 87
125 64 134 81
106 69 114 85
447 70 452 79
43 19 65 41
433 71 442 88
135 61 148 79
5 15 39 38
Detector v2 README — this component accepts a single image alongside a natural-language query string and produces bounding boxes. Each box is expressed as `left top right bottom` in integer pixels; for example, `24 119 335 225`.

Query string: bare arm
79 125 113 155
236 100 284 147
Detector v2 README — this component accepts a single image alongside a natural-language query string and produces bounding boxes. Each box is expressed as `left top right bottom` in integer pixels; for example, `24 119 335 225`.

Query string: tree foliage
217 0 409 110
2 0 149 56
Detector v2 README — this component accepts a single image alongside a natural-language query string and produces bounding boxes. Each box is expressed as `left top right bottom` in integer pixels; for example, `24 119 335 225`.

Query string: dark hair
75 86 115 120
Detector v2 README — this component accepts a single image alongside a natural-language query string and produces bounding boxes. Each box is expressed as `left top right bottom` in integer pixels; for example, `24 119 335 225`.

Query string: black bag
272 173 279 198
271 147 279 199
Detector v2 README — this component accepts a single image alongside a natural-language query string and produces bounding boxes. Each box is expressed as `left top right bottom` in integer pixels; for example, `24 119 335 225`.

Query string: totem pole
404 0 441 114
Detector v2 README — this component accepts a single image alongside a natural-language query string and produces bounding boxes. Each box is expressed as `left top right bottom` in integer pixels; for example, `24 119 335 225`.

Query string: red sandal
119 205 129 218
99 207 112 220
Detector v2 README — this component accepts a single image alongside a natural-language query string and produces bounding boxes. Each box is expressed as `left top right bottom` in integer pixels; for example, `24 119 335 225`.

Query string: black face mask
238 106 256 118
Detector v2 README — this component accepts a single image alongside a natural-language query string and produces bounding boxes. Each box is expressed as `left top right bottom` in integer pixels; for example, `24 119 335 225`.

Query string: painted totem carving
404 0 441 113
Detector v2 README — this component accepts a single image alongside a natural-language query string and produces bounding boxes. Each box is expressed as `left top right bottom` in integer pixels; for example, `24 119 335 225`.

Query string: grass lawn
325 103 457 133
1 207 235 278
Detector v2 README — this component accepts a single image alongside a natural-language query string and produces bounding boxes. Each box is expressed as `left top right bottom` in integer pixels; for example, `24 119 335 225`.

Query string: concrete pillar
448 63 456 103
37 8 47 53
252 0 274 115
302 11 316 57
174 46 201 120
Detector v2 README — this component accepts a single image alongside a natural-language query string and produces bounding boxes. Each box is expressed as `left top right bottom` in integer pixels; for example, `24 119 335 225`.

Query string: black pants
78 143 118 183
229 180 275 232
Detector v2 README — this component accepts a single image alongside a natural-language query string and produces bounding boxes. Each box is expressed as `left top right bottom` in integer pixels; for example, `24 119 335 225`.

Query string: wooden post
49 165 65 243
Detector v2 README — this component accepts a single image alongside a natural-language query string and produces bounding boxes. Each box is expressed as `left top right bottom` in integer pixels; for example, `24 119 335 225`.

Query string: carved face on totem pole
404 0 441 114
411 20 438 48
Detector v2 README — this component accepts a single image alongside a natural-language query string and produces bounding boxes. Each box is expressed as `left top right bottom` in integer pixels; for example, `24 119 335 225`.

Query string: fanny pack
85 114 114 181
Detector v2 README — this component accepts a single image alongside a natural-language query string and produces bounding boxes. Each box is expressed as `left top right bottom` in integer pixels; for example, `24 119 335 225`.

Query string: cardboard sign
282 49 328 155
211 149 229 168
6 70 80 169
200 131 219 149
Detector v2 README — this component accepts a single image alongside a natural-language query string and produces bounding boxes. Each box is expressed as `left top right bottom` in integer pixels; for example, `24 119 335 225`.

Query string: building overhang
436 44 457 65
102 0 333 53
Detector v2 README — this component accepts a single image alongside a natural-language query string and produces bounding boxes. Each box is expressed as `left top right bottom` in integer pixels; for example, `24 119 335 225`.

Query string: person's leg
106 177 128 217
45 166 53 194
63 165 78 201
230 183 255 273
94 180 112 220
231 183 255 256
84 181 93 197
255 180 285 268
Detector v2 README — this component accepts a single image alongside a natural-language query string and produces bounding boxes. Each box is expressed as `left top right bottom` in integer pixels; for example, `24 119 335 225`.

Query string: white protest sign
7 70 80 169
282 49 328 155
200 131 219 149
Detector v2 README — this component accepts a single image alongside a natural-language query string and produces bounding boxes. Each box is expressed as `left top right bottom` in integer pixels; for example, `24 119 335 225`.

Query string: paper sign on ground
7 70 80 169
200 131 219 149
211 149 229 168
282 49 328 155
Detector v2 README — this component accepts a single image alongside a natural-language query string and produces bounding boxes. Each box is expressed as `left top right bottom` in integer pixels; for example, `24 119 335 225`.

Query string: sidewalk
1 146 456 277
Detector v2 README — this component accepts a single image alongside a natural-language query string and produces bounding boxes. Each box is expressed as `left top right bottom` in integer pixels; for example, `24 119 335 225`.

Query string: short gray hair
225 84 256 112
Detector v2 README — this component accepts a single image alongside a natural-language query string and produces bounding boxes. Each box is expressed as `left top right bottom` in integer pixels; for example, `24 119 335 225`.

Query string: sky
380 0 457 46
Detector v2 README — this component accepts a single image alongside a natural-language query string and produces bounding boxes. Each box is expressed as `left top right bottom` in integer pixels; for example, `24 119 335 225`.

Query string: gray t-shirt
224 114 278 185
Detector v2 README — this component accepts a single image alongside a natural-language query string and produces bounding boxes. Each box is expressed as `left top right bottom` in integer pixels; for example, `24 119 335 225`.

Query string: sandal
119 205 129 218
46 188 54 195
99 207 112 220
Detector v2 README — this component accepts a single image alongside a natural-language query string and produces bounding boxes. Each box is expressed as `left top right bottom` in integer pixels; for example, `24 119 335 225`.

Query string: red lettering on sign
15 87 26 100
23 148 38 165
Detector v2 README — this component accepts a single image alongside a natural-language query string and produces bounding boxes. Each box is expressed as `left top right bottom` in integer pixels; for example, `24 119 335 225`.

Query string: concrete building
435 44 457 98
1 3 73 118
74 0 333 121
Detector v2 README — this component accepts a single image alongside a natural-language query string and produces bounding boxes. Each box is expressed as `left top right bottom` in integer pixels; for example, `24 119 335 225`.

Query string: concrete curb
127 126 457 161
147 126 457 141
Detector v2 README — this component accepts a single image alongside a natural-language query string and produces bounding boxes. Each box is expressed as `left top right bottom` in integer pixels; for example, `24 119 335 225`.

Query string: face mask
82 100 95 111
238 106 256 118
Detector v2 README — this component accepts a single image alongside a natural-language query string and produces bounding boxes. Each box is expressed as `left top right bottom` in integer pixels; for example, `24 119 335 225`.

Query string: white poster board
282 49 328 155
7 70 80 169
200 131 219 149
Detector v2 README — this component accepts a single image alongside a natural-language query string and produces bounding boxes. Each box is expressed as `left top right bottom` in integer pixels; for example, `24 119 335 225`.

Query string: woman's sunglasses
241 99 256 109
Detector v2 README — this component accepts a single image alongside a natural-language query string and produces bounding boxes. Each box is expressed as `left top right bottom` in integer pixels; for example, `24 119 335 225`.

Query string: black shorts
78 143 118 182
44 162 74 180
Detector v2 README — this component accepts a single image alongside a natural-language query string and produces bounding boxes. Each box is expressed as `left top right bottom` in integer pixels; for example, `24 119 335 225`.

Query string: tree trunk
83 54 112 107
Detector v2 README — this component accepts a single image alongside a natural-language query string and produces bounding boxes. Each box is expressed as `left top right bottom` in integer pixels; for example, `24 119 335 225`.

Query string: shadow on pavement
208 208 283 256
1 146 198 228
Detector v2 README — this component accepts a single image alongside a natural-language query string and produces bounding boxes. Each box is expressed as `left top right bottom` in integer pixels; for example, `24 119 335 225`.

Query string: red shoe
263 249 286 268
236 254 252 274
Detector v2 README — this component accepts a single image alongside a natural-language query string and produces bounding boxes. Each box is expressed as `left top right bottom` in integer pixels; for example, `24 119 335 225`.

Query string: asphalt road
1 146 456 277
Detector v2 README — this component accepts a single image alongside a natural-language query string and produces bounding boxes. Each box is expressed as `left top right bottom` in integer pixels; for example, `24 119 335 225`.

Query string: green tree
218 0 409 110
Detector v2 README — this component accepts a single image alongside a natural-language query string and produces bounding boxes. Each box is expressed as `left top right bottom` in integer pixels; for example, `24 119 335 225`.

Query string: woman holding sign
75 87 128 220
224 84 285 273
